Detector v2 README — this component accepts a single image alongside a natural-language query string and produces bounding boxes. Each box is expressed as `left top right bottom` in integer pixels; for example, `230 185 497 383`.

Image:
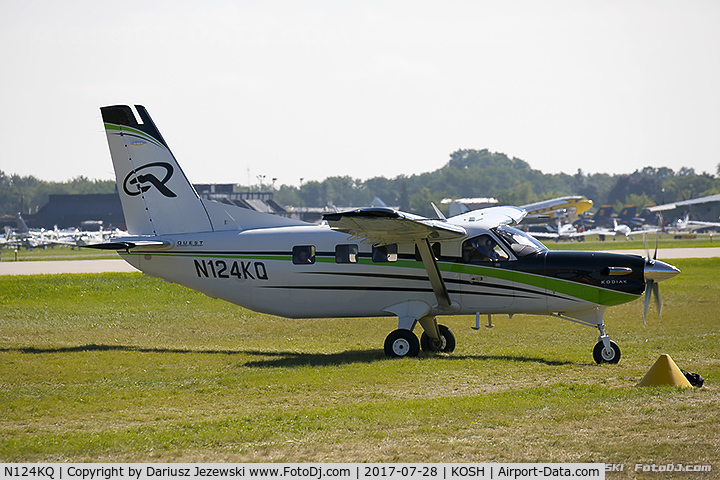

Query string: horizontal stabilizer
86 238 173 251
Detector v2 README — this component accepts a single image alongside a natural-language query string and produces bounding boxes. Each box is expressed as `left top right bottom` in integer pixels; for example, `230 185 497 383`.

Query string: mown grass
0 259 718 474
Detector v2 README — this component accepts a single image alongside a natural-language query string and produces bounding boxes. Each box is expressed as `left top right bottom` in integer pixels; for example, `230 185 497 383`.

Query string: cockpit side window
461 235 509 263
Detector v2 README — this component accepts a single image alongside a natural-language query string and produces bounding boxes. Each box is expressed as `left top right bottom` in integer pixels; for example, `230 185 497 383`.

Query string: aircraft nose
644 258 681 283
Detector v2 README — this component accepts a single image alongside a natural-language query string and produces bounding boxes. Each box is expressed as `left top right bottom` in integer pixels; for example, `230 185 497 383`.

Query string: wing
323 207 466 245
687 220 720 228
450 206 527 227
527 231 560 239
323 207 466 309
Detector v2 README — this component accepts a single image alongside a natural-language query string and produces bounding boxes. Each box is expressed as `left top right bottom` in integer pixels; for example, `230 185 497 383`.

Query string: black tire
593 340 621 364
384 329 420 358
420 324 456 353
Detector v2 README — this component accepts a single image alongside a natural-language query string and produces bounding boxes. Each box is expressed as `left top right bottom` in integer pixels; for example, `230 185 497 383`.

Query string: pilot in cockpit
462 235 506 263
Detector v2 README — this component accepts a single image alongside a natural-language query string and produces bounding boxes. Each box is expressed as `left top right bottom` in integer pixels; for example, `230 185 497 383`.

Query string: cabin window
335 244 359 263
372 244 397 263
461 235 509 263
414 242 441 261
292 245 315 264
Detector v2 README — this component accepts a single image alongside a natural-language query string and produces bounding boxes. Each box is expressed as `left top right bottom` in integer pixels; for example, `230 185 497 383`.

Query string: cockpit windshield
492 225 548 257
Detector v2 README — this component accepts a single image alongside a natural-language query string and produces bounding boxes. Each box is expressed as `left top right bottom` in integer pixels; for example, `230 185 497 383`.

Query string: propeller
642 275 661 327
642 233 680 326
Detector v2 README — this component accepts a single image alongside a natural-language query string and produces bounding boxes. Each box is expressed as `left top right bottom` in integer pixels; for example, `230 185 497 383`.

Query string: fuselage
119 223 648 323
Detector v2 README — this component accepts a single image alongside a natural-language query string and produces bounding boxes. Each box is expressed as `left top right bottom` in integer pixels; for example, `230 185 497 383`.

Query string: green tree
409 188 441 217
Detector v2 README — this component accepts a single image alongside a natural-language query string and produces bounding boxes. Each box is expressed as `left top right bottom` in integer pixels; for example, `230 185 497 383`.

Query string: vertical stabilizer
101 105 212 235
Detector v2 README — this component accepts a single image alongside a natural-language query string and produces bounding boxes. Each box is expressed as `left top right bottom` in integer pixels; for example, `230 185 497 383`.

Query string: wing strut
415 238 452 308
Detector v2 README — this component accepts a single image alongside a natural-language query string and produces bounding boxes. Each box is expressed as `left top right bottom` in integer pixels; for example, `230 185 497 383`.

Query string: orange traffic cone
637 354 692 387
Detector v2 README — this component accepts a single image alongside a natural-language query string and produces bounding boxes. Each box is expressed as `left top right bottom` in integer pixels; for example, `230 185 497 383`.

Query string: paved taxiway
1 248 720 276
602 247 720 259
0 259 139 275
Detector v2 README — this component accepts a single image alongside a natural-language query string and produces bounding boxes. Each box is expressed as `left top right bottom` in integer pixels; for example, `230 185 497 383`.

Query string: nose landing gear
593 339 621 364
593 323 621 364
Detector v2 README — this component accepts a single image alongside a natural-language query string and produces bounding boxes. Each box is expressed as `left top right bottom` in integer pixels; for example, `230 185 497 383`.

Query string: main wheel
384 329 420 358
420 324 456 353
593 340 621 364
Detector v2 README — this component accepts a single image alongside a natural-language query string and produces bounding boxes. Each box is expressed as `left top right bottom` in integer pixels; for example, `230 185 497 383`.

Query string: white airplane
596 218 662 240
610 218 632 239
662 212 720 233
92 105 680 364
532 218 645 242
648 194 720 232
525 219 580 241
447 195 592 224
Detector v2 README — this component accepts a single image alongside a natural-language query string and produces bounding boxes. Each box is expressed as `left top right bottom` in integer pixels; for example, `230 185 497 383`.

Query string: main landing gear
383 321 456 358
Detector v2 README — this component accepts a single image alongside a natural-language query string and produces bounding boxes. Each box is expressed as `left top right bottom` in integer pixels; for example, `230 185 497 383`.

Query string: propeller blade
653 235 659 260
642 280 652 327
652 281 662 319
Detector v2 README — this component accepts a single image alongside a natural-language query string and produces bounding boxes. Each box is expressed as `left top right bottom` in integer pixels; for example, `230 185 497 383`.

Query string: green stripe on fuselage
440 261 637 306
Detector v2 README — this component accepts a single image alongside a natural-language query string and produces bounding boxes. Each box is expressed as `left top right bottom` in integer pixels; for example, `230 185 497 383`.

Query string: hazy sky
1 0 719 187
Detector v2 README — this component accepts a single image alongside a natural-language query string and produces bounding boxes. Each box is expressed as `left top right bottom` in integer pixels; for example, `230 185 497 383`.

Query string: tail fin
101 105 212 235
16 214 29 234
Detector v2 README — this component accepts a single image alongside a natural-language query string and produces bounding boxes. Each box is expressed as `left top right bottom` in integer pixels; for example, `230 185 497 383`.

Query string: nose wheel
593 339 621 364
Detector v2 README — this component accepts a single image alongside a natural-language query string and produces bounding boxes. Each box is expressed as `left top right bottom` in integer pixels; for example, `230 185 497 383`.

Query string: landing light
603 266 633 276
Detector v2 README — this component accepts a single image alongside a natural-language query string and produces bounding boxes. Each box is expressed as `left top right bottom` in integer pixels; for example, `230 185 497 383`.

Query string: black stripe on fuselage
136 250 578 302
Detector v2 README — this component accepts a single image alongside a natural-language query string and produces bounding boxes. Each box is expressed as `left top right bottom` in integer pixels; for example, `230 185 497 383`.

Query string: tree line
0 171 116 219
272 149 720 217
2 149 719 219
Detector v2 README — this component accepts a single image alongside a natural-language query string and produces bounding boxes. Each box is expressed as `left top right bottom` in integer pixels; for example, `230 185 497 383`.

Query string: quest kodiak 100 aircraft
94 105 680 364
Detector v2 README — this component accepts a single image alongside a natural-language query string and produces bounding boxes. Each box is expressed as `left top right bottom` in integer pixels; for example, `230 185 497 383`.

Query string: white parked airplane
662 212 720 233
92 105 680 364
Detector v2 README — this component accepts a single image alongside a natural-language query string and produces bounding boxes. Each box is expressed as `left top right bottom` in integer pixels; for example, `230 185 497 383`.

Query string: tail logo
123 162 177 198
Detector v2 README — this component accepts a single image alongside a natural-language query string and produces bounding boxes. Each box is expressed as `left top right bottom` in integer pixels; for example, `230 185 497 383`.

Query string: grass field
542 233 719 251
0 258 718 475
